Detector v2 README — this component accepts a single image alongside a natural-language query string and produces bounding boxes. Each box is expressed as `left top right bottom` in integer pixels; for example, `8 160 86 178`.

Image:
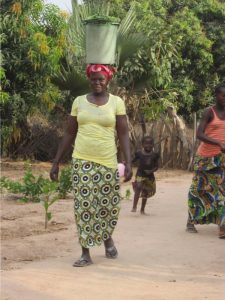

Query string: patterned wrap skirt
188 153 225 226
133 175 156 198
72 159 121 248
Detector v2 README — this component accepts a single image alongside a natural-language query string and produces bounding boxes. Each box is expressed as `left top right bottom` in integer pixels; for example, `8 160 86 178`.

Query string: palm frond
67 1 85 57
52 64 89 97
117 33 146 68
117 3 146 67
76 0 111 19
118 2 136 37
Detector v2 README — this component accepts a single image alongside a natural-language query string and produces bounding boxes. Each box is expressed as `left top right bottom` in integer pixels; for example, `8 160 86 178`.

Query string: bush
0 163 72 202
0 163 45 202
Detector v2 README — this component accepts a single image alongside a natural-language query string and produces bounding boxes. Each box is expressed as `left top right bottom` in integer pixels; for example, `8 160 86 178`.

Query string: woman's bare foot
131 207 137 212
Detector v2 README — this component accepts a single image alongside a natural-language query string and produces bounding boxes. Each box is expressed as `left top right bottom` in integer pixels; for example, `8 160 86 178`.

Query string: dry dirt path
1 170 225 300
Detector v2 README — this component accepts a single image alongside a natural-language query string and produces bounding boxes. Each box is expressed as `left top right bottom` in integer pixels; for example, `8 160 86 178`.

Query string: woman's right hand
124 163 133 182
50 163 59 181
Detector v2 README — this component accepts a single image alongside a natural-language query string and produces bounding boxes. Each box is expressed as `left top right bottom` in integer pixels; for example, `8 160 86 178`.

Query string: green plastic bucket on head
85 22 119 65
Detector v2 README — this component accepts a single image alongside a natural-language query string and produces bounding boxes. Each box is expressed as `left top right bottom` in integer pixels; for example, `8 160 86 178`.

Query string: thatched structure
128 107 196 170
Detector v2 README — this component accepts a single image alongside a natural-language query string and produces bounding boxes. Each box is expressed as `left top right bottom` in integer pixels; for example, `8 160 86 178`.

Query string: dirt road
1 167 225 300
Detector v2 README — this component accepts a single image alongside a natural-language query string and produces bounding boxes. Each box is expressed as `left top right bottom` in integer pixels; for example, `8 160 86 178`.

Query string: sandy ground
1 162 225 300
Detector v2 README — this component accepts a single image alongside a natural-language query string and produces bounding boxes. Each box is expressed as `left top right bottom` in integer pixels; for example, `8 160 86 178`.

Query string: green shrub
1 163 73 202
20 162 45 202
0 163 44 202
0 176 23 194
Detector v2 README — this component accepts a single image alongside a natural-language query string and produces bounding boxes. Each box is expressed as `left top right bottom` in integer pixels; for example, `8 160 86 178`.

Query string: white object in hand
118 163 125 177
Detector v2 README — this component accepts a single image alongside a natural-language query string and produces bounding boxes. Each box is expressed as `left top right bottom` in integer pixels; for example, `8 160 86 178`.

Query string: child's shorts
133 176 156 198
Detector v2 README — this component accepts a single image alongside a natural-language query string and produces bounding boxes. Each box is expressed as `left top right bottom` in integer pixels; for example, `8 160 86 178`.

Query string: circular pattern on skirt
95 234 102 245
109 219 117 229
100 197 110 207
74 199 79 210
93 186 99 196
114 183 120 192
81 211 91 222
93 212 100 221
102 231 110 241
99 208 109 218
73 174 79 184
101 184 111 195
87 236 94 247
93 223 101 233
73 163 79 171
111 195 120 206
104 172 113 182
83 224 91 234
93 173 101 183
82 162 93 172
81 199 91 209
111 207 119 217
80 185 91 197
81 174 90 184
101 220 107 230
73 187 79 196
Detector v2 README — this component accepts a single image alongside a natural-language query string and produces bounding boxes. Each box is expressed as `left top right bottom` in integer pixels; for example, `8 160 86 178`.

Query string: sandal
73 257 93 267
105 246 118 259
186 223 198 233
219 226 225 239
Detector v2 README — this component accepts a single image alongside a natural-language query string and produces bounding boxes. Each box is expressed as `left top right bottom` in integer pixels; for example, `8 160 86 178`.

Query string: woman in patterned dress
187 83 225 238
50 64 132 266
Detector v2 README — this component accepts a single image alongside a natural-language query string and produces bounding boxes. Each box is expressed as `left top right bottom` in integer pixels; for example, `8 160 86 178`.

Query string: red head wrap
86 64 115 81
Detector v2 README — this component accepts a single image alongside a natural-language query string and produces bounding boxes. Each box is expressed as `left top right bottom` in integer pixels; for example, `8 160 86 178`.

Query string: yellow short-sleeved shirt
70 94 126 169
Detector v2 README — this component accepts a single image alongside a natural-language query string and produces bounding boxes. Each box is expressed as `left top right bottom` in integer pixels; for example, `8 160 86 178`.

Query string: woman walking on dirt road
187 83 225 238
50 64 132 266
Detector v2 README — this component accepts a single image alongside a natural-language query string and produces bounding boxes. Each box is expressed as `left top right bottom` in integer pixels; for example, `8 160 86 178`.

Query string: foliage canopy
1 0 225 158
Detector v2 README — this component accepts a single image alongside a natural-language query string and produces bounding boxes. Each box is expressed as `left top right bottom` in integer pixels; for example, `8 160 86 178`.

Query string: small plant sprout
125 189 131 200
40 179 59 229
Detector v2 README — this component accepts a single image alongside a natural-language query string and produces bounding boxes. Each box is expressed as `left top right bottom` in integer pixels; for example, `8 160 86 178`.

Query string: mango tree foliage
122 1 224 118
0 0 69 155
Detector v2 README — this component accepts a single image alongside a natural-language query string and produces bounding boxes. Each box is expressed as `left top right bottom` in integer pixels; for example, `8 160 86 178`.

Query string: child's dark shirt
132 151 160 179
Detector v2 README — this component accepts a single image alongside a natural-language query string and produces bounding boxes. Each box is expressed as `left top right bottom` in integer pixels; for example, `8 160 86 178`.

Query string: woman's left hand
124 163 133 182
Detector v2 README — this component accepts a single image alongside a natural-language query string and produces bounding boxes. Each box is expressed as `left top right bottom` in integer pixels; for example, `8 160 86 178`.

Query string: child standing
131 136 159 214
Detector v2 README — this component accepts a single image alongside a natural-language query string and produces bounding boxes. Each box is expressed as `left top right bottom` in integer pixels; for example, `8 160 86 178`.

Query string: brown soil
1 161 225 300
